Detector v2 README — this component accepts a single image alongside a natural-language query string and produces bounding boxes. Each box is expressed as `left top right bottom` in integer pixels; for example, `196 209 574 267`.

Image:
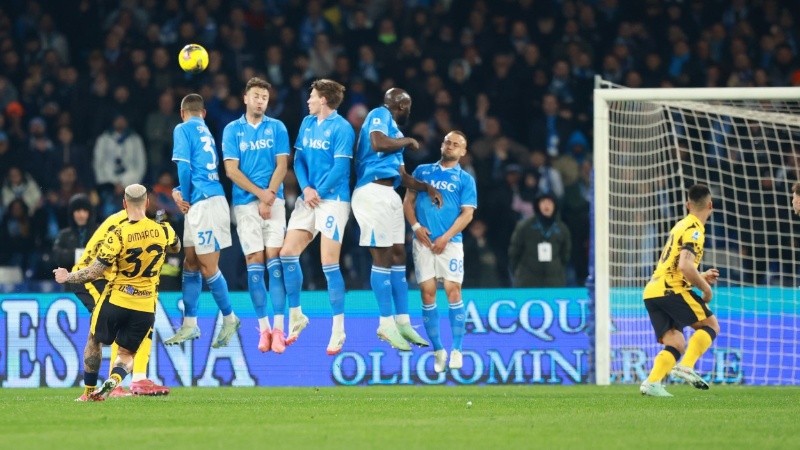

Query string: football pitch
1 385 797 449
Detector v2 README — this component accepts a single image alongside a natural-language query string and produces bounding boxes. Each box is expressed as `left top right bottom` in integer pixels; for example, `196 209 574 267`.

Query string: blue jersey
355 106 405 188
222 115 290 206
294 111 354 201
412 163 478 243
172 116 225 204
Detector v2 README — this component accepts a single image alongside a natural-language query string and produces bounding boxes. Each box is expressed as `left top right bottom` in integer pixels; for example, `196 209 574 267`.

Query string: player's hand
431 236 448 254
173 190 191 214
261 188 277 206
415 226 433 249
258 201 271 220
406 138 420 152
303 187 321 208
701 286 713 303
703 268 720 285
426 185 443 208
53 267 69 284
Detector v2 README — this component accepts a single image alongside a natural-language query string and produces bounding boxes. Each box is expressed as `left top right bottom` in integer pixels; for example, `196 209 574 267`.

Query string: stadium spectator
2 165 42 215
92 113 147 217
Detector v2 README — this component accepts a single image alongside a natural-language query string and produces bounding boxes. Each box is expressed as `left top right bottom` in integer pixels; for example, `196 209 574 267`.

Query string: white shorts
233 199 286 255
287 198 350 243
183 196 232 255
352 183 405 247
412 240 464 284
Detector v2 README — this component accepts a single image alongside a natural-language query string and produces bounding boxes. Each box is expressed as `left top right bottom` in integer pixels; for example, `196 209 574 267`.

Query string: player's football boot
76 388 105 402
377 323 411 351
639 381 674 397
433 349 448 373
271 329 287 353
90 376 120 401
164 325 201 345
397 323 430 347
326 329 346 355
108 386 132 398
286 313 310 345
212 317 242 348
448 350 463 369
131 379 170 396
257 328 272 353
670 365 710 390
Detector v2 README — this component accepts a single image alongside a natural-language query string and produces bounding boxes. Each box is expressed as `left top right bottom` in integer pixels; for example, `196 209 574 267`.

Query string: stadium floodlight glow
593 79 800 386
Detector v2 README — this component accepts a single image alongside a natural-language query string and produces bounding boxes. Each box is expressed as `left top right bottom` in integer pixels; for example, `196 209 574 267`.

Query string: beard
397 110 410 126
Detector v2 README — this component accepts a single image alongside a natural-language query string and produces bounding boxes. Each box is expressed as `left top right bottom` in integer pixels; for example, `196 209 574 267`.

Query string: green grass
1 385 798 450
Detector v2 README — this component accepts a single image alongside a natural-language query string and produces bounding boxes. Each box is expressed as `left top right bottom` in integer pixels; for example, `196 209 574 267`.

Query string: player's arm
224 159 273 203
266 155 289 201
403 188 432 248
172 126 193 203
369 130 418 154
399 165 443 207
431 206 475 254
678 249 713 302
54 259 108 284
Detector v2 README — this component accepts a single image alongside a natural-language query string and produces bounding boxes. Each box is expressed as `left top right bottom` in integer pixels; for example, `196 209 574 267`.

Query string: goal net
593 81 800 386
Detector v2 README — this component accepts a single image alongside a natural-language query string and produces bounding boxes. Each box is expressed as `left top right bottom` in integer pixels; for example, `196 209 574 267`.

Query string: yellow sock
133 335 152 378
680 329 713 369
83 385 95 396
109 342 119 378
646 349 677 383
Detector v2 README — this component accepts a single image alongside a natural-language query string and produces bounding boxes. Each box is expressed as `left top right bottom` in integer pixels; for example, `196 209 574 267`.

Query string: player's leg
266 246 287 352
681 315 720 369
129 328 169 396
77 332 104 402
419 278 446 372
640 297 683 397
392 244 428 347
195 249 240 348
444 280 465 370
94 308 155 400
234 202 272 351
164 246 203 344
668 291 715 389
319 235 347 354
280 229 313 344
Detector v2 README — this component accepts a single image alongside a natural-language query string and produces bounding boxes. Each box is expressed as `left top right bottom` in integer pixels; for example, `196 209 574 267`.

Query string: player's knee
444 284 462 301
391 244 406 265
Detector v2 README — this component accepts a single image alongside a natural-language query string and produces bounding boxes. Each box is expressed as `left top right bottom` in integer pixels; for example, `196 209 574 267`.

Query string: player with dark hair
403 131 476 371
165 94 241 348
640 183 721 397
352 87 443 350
279 79 355 355
222 77 290 353
54 184 180 401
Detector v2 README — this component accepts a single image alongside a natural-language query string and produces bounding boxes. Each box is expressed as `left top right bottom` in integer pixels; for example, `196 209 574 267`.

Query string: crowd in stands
0 0 798 290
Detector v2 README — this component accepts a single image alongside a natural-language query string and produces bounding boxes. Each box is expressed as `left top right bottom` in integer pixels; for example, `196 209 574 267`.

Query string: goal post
593 82 800 386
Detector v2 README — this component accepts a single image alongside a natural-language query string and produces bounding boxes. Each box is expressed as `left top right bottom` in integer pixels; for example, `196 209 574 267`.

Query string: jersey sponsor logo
118 285 152 297
240 139 275 151
304 138 331 150
429 180 458 192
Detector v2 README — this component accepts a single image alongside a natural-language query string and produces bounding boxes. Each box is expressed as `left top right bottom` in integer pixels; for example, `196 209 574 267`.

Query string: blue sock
449 301 465 351
370 266 393 317
390 265 409 316
281 255 302 308
323 263 345 315
247 263 267 319
181 270 202 317
205 270 232 316
422 303 443 351
267 258 286 315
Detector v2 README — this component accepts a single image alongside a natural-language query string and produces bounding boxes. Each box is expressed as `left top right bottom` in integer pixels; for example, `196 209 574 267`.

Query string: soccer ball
178 44 209 73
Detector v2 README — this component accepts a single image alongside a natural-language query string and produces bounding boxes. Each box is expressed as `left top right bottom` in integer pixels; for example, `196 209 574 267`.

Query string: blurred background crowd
0 0 798 291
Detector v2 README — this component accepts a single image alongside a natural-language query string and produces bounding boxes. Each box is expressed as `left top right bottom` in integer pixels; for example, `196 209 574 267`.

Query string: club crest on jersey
691 231 701 241
324 129 331 137
451 175 458 181
265 128 273 135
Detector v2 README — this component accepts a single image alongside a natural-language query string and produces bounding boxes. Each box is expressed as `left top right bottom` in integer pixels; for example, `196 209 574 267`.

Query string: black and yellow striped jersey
643 213 705 299
74 210 129 281
96 217 177 312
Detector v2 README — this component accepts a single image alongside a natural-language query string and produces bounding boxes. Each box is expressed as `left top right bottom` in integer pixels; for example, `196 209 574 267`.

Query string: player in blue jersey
352 87 443 350
222 77 290 354
279 79 355 355
403 131 477 372
164 93 241 348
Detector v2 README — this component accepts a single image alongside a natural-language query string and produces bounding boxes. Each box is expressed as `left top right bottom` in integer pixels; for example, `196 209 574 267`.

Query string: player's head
687 183 712 216
180 93 205 121
440 130 468 163
383 87 412 126
792 182 800 216
308 79 345 115
123 183 148 216
244 77 271 119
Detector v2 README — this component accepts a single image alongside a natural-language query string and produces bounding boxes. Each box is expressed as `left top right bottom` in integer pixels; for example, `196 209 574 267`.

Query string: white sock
223 313 237 325
273 314 285 331
379 316 395 327
290 306 303 318
131 373 147 382
258 317 271 332
394 314 410 325
332 314 344 331
184 317 198 327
